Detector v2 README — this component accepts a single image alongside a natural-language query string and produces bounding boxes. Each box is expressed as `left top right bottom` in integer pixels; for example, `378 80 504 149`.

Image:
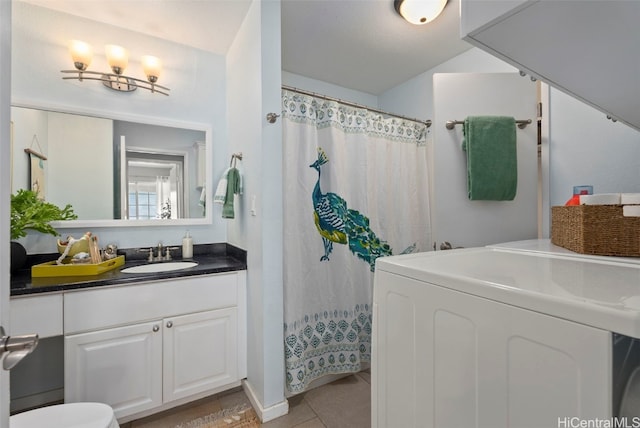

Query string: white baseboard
242 379 289 423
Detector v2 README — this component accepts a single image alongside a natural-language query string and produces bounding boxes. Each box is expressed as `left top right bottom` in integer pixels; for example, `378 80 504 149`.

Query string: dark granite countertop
10 243 246 296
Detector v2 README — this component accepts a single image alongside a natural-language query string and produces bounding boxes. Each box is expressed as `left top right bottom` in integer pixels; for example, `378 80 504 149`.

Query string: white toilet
10 402 119 428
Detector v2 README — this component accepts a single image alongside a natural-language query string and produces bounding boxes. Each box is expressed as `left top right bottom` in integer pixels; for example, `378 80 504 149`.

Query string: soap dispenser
182 231 193 259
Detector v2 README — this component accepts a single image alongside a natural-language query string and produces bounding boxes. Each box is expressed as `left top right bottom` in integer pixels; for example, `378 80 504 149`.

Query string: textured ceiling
19 0 473 95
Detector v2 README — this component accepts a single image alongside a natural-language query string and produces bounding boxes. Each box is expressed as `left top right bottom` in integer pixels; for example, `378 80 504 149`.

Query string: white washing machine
373 241 640 427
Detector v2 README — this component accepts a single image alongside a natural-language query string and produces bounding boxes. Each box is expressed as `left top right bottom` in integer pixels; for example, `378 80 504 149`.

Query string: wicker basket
551 205 640 257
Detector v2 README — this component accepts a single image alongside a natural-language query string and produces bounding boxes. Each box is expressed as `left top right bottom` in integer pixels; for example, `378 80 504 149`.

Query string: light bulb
105 44 129 74
68 40 92 71
142 55 162 83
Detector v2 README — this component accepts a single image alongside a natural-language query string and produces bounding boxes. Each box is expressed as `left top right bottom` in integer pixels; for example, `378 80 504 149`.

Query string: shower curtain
282 89 432 394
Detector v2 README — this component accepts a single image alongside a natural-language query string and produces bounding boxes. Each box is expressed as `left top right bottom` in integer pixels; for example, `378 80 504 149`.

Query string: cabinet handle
166 321 173 328
152 325 160 332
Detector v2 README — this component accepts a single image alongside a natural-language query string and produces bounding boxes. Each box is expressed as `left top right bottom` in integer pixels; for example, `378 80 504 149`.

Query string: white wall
548 89 640 207
47 113 113 220
431 72 538 248
11 108 114 220
11 2 229 253
227 0 287 420
379 48 516 123
257 0 285 416
10 107 48 193
12 2 225 126
282 71 379 108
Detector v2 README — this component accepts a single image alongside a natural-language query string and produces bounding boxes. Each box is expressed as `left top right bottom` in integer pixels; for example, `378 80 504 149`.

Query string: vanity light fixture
394 0 448 25
61 40 170 96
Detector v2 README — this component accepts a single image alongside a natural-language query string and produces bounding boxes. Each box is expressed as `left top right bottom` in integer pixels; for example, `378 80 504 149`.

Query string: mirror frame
11 101 213 229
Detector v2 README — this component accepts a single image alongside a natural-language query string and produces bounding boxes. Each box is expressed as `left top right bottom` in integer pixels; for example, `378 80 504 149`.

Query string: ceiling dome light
394 0 448 25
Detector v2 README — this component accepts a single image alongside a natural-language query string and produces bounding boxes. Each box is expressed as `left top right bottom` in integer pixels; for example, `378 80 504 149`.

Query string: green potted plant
10 189 77 272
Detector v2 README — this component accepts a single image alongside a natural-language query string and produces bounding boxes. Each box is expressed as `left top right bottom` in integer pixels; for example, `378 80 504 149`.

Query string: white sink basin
121 261 198 274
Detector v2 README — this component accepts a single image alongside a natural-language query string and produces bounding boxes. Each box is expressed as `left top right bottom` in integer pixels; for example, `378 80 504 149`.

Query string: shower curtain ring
266 112 280 124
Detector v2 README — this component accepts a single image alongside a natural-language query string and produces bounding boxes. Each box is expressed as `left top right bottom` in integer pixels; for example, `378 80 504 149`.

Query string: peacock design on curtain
310 147 392 271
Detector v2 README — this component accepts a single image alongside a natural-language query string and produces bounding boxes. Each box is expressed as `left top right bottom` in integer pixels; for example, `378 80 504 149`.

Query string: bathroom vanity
372 240 640 428
10 245 247 423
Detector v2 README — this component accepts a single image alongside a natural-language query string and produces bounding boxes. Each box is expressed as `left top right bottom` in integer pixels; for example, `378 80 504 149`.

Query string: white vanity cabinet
63 272 246 421
460 0 640 132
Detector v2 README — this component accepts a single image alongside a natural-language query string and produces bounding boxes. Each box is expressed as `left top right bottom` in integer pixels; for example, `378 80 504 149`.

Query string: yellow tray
31 255 125 278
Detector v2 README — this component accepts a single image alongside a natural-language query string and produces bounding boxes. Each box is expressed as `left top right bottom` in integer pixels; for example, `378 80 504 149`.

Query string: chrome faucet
156 243 164 260
164 247 175 261
138 243 177 262
137 247 155 262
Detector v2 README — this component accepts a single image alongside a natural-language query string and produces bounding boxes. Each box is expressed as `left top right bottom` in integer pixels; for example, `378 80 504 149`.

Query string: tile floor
121 370 371 428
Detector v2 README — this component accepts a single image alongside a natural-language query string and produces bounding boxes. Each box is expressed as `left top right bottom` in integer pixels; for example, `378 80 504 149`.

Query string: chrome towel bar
446 118 532 130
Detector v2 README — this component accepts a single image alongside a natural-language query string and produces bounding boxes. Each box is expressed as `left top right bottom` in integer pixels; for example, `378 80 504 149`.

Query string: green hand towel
462 116 517 201
222 167 241 219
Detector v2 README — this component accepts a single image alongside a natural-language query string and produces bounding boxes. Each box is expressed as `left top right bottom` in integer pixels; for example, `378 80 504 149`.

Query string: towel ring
230 152 243 167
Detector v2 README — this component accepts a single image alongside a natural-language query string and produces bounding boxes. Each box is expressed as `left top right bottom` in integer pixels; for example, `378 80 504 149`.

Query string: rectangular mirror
11 105 212 228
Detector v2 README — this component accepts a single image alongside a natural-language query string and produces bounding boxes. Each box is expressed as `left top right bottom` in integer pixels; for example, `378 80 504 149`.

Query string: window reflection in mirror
124 151 185 220
11 106 208 222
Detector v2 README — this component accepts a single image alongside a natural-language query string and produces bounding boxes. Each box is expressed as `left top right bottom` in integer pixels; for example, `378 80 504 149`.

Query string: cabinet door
163 308 238 402
65 321 163 419
372 271 611 428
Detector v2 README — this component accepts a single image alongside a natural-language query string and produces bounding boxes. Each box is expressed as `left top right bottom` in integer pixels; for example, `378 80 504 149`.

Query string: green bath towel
222 167 241 219
462 116 517 201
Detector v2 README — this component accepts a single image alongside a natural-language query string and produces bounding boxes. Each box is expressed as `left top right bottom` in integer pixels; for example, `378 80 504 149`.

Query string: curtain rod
282 85 432 128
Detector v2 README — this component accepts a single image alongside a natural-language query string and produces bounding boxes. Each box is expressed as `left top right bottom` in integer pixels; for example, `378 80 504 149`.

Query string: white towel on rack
214 167 231 204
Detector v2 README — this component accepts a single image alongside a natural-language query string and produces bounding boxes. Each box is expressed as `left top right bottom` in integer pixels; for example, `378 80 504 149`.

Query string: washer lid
376 246 640 338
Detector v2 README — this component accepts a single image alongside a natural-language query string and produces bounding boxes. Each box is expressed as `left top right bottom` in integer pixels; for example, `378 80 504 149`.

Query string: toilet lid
10 402 118 428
